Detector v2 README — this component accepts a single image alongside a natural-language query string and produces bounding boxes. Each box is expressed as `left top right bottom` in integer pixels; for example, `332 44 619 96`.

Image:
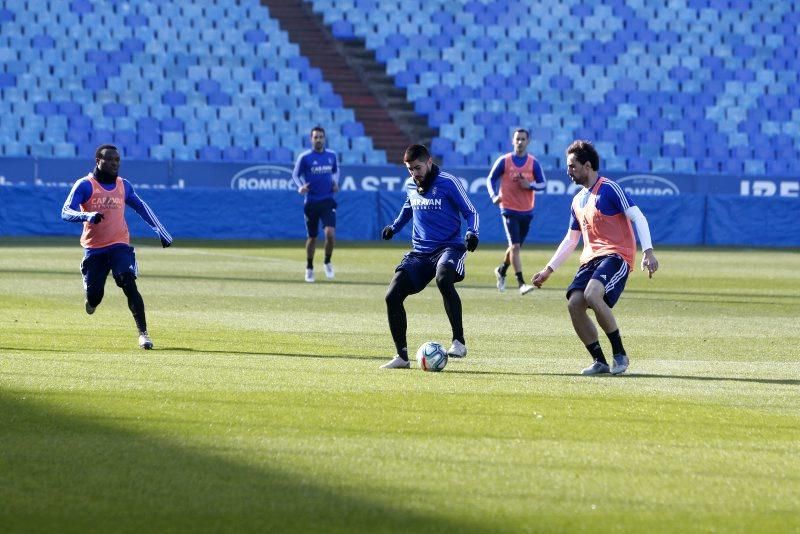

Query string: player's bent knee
583 283 606 307
86 288 104 307
567 290 587 313
435 267 456 288
114 272 138 291
386 272 411 305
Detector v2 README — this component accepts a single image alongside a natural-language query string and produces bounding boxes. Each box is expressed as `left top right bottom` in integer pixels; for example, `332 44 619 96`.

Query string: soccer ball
416 341 448 372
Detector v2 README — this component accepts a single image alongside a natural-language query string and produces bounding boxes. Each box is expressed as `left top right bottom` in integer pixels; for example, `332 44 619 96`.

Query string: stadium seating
310 0 800 173
0 0 384 164
3 0 798 174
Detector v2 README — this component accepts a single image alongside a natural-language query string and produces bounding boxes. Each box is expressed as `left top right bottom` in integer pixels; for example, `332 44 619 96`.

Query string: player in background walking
380 144 479 369
292 126 339 283
486 128 546 295
531 140 658 375
61 144 173 349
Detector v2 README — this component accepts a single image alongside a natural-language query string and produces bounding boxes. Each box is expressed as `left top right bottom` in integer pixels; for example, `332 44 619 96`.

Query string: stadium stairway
261 0 433 163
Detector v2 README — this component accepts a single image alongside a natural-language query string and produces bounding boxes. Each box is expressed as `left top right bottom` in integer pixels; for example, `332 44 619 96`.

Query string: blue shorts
304 198 337 238
566 254 630 308
80 244 138 292
501 212 533 245
395 245 467 294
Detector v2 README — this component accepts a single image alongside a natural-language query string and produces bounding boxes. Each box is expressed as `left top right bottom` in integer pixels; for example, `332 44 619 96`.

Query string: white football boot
324 262 335 279
305 269 315 283
380 356 410 369
581 361 610 375
519 284 536 295
494 266 506 292
611 354 630 375
138 332 153 350
446 339 467 358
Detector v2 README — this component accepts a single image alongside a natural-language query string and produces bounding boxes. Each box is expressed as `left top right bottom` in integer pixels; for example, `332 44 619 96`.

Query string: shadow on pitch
0 267 521 291
461 370 800 386
620 372 800 386
0 391 472 531
0 346 67 353
161 346 387 361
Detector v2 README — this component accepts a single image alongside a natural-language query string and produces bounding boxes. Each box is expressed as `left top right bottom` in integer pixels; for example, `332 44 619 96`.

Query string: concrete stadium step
260 0 435 163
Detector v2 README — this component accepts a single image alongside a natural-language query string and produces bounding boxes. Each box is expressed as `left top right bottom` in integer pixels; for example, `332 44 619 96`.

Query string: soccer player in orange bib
487 128 546 295
532 141 658 375
61 144 173 349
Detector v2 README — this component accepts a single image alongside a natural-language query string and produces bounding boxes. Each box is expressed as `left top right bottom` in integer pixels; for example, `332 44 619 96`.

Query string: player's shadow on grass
162 346 388 361
507 371 800 386
625 288 800 305
0 346 66 353
0 390 473 531
0 268 508 291
621 372 800 386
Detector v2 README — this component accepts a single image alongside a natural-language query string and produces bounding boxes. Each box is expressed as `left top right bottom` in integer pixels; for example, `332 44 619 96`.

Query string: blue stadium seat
125 144 150 159
247 146 271 161
53 142 76 157
272 147 293 163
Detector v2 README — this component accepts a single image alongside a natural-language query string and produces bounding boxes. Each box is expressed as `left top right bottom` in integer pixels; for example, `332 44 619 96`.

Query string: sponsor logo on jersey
410 197 443 209
310 164 334 174
89 196 123 208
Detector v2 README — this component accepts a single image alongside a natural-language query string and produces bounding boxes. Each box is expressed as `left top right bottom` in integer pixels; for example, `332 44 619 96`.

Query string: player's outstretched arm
625 206 656 277
124 181 173 247
533 229 581 287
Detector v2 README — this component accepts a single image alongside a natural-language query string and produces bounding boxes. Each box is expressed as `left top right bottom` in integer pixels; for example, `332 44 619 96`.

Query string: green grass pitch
1 237 798 532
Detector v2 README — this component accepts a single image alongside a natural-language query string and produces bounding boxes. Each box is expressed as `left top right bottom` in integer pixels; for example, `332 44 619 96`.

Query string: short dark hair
513 128 529 138
566 140 599 171
403 144 430 162
95 144 118 159
311 126 325 136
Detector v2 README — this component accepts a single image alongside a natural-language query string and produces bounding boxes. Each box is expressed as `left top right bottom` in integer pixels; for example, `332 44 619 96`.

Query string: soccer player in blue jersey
292 126 339 283
380 144 480 369
61 144 173 349
532 141 659 376
487 128 547 295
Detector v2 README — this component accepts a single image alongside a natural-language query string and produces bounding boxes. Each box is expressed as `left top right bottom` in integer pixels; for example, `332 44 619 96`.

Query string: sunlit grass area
1 238 798 532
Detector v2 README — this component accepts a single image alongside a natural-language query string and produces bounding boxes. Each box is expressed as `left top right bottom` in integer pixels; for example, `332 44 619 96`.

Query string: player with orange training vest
61 144 173 349
486 128 546 295
532 140 659 376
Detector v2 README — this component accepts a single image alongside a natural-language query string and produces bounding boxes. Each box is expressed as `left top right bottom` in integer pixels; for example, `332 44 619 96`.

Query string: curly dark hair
566 140 599 171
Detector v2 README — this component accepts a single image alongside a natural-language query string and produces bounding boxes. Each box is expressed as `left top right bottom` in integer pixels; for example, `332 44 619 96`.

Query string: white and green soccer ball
416 341 448 372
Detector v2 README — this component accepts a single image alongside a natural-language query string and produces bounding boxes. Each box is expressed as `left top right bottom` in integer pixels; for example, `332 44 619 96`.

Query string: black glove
89 212 104 224
465 231 479 252
160 237 172 248
382 226 394 240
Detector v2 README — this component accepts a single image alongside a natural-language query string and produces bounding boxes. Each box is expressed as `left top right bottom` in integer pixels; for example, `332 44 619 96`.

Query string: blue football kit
292 149 339 237
292 149 339 204
388 165 479 292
